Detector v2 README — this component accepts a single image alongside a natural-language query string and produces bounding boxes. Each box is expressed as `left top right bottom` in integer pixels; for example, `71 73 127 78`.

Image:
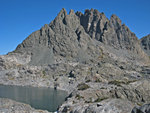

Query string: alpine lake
0 85 68 112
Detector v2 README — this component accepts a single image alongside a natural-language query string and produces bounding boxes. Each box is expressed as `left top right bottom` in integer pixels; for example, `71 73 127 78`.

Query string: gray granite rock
58 99 134 113
140 34 150 56
132 103 150 113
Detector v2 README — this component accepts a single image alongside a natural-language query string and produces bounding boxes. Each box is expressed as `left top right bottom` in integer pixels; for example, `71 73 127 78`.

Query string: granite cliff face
77 9 138 50
140 34 150 56
0 9 150 113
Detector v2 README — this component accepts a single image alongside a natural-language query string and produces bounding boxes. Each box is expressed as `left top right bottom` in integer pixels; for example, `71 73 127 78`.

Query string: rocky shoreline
0 98 50 113
0 56 150 113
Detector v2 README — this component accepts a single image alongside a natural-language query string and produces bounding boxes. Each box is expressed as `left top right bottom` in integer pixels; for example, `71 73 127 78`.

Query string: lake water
0 85 68 112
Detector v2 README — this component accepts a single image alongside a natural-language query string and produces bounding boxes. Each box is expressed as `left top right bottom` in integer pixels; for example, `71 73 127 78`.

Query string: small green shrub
85 97 93 103
137 102 142 106
126 80 137 84
85 79 91 83
77 83 90 90
108 80 137 86
95 78 101 82
94 97 108 102
8 76 15 80
42 70 46 76
108 80 125 86
72 100 77 104
75 94 84 100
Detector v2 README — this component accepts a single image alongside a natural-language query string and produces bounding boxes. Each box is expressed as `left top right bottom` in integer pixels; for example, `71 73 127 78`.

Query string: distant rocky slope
140 34 150 56
0 9 150 113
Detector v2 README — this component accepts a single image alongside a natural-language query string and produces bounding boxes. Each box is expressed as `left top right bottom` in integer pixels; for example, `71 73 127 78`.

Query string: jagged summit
13 8 149 65
56 8 67 20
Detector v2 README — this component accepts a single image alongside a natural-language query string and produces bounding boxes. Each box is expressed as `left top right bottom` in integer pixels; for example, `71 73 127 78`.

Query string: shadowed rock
132 103 150 113
140 34 150 56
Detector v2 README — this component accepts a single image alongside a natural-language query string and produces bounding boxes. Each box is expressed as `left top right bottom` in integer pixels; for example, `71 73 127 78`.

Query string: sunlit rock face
11 8 149 66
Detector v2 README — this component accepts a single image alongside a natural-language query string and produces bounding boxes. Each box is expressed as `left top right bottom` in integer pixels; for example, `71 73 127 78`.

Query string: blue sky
0 0 150 55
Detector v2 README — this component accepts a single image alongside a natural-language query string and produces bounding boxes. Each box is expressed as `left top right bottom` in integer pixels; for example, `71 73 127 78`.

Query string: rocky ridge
13 8 149 65
0 8 150 113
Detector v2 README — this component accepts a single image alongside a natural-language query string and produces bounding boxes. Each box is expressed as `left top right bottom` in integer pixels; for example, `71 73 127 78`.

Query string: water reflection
0 85 67 112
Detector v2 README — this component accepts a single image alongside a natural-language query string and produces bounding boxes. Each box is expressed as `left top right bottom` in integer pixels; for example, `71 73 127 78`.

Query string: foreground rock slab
132 103 150 113
0 98 50 113
58 99 134 113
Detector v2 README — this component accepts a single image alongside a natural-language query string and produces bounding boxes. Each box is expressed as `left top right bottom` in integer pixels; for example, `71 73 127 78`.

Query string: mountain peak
13 9 149 65
69 9 75 15
84 8 104 16
110 14 122 29
56 8 67 19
